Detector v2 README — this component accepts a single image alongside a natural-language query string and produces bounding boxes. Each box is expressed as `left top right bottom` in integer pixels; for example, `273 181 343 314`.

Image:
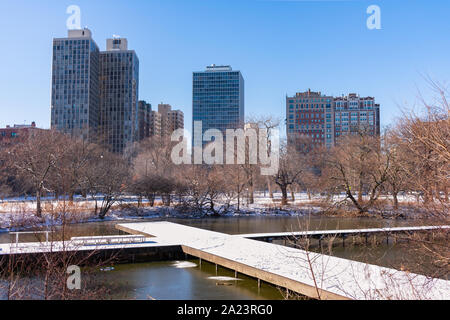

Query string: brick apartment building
286 89 380 150
0 122 42 147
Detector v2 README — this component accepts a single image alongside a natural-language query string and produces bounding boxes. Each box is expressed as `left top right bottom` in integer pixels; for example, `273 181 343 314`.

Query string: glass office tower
99 38 139 154
51 28 100 141
192 65 244 147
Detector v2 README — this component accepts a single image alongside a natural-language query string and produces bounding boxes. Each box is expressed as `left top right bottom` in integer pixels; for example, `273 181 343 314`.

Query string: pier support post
258 279 261 288
215 264 218 275
199 258 202 268
235 270 238 278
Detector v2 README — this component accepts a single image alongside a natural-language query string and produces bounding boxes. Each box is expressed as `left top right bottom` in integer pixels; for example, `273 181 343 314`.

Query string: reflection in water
208 276 242 281
171 261 198 269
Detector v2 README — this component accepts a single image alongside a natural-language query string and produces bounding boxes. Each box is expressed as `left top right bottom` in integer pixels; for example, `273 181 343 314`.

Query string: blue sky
0 0 449 133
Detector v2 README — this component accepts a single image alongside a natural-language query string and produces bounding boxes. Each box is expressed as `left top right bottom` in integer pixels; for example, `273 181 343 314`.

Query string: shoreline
0 205 441 234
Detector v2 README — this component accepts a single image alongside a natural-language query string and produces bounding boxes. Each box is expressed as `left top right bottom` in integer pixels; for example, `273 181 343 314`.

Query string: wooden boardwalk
0 236 179 255
116 222 450 300
235 225 450 241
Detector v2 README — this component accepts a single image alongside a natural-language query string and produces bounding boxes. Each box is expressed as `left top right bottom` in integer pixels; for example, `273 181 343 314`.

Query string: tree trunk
358 178 363 203
424 188 433 204
393 192 399 210
36 188 42 218
347 188 366 214
290 187 295 202
249 182 254 204
147 194 155 207
281 185 288 206
267 177 273 199
237 192 240 212
162 194 171 206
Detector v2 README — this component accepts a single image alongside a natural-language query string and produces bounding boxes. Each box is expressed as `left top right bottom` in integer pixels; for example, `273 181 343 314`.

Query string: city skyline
1 0 450 134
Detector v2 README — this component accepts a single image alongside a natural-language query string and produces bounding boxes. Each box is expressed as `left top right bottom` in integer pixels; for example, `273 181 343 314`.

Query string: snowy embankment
0 192 429 232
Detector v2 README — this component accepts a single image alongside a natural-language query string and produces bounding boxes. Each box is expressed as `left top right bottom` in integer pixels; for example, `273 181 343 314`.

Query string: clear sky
0 0 449 133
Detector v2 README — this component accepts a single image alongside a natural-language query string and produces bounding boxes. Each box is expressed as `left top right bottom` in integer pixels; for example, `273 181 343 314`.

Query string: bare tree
320 131 390 214
273 142 305 205
3 130 72 217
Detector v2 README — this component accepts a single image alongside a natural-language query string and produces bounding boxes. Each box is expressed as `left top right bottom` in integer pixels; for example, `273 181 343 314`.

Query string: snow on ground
0 192 440 232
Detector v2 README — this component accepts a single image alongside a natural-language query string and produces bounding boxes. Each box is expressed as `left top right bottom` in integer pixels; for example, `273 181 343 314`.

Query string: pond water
0 215 445 299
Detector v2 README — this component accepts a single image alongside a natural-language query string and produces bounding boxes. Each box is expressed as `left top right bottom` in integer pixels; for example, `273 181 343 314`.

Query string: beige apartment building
158 103 184 137
137 102 184 139
149 110 162 137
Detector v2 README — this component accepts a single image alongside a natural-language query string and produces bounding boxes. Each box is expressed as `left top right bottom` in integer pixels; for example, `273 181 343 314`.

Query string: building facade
287 90 380 150
0 122 42 147
138 100 152 141
333 94 380 144
158 103 184 137
192 65 244 147
286 90 333 150
51 30 141 153
51 29 100 141
149 110 162 137
99 38 139 153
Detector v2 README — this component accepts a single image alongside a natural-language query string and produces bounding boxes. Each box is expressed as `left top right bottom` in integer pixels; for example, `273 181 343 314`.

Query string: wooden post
342 235 345 247
258 279 261 288
199 258 202 267
215 264 218 275
235 270 238 278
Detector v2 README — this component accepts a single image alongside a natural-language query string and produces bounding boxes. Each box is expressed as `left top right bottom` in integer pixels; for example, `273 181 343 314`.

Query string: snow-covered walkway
117 222 450 300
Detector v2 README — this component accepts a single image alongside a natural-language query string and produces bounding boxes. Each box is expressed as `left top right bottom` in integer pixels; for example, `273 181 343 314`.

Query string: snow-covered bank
0 201 319 232
0 192 445 232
